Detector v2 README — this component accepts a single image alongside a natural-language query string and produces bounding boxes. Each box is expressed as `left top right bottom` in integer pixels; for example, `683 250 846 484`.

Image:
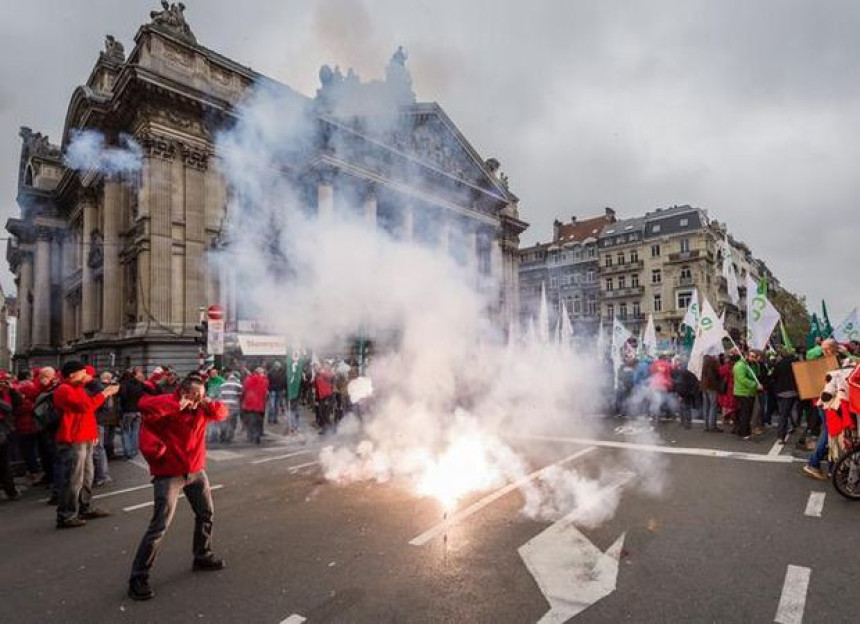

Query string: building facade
519 208 614 337
597 215 646 336
7 5 527 371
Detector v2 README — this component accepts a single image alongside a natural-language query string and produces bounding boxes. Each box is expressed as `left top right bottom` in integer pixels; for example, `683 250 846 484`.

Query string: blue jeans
267 390 286 424
121 412 141 459
93 426 110 483
702 390 718 429
808 414 829 469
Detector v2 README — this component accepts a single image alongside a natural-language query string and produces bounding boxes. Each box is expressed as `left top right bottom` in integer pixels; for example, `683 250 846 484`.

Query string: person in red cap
53 361 119 529
128 373 228 601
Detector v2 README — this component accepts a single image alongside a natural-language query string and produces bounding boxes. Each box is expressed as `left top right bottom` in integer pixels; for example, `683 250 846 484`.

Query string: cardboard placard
792 356 839 400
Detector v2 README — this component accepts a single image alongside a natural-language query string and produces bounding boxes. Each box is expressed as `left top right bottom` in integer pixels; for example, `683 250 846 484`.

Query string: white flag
689 297 727 380
643 314 658 358
611 318 633 371
722 239 740 306
833 307 860 343
681 289 700 329
538 282 549 344
560 300 573 342
745 274 780 350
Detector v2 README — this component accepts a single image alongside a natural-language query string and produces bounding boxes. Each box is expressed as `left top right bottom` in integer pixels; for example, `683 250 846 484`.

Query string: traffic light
194 320 208 347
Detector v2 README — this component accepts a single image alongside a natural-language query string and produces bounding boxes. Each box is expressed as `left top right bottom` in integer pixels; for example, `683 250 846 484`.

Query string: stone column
102 179 122 334
490 228 504 281
317 177 334 222
32 230 52 347
363 188 377 228
16 252 33 353
81 198 97 333
183 144 207 328
141 135 175 328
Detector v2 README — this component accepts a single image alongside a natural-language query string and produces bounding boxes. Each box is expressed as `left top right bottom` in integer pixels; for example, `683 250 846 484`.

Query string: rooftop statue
102 35 126 63
149 1 197 44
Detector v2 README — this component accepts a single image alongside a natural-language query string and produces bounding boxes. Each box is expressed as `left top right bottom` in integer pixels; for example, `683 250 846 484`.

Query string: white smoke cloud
213 66 666 526
65 129 142 176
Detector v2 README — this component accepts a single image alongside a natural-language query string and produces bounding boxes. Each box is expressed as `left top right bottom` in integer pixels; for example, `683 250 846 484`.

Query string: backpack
33 391 59 432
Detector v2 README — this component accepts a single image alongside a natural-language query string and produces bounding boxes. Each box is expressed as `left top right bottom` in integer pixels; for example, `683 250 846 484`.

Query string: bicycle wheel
832 448 860 500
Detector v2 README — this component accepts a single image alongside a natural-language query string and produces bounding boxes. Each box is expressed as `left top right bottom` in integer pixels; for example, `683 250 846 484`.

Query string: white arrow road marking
519 473 633 623
520 522 625 623
122 484 224 512
288 461 320 473
774 565 811 624
409 446 598 547
279 615 306 624
804 492 825 517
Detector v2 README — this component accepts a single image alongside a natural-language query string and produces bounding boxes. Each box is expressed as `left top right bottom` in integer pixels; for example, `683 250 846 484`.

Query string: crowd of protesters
0 351 364 508
610 336 860 481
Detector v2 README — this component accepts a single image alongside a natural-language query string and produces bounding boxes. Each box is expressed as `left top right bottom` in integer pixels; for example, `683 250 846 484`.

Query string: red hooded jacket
14 380 39 435
138 392 227 477
53 381 104 444
241 373 268 413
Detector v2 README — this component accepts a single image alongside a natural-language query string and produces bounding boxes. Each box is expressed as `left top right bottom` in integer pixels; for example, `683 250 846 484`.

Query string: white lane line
279 615 307 624
774 565 811 624
512 433 803 464
251 450 314 465
288 461 320 473
768 440 784 457
38 483 152 503
804 492 825 517
122 484 224 512
207 450 243 461
409 446 598 547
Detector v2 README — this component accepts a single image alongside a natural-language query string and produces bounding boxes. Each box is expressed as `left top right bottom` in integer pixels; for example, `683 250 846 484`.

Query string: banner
236 334 288 356
681 289 700 329
643 314 658 358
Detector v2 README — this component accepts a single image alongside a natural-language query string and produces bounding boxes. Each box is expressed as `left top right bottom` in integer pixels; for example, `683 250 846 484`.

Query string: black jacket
772 355 799 394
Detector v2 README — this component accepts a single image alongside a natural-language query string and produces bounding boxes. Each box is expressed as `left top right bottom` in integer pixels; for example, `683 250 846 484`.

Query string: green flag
780 320 794 352
821 300 834 337
806 313 823 349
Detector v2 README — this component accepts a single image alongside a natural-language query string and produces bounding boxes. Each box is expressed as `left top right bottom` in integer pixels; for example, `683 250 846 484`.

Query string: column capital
181 143 209 171
139 132 177 160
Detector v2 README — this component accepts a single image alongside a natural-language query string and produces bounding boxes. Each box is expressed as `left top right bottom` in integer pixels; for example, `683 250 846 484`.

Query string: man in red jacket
53 361 119 528
128 373 228 601
241 367 268 444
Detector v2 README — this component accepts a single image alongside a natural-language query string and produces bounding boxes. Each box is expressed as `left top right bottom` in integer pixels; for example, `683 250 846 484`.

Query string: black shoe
193 556 225 571
128 577 155 601
47 494 58 505
80 508 111 520
57 517 87 529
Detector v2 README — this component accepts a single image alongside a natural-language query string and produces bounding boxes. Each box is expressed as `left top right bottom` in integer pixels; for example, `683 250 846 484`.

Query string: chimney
553 219 562 241
604 206 616 222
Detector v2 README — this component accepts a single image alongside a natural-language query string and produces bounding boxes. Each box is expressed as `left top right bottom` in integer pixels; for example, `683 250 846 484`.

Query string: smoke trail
65 130 142 176
213 62 665 524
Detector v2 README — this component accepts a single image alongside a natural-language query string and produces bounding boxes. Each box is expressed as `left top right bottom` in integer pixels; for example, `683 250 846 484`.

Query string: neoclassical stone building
7 4 526 371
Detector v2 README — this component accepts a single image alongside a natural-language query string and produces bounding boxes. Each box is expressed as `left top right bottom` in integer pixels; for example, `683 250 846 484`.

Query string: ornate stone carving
87 231 104 269
101 35 125 63
181 143 208 170
19 127 62 160
139 133 176 160
35 225 57 242
163 40 194 68
149 1 196 44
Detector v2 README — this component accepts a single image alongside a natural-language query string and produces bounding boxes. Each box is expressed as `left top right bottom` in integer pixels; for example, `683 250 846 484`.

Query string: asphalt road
1 417 857 624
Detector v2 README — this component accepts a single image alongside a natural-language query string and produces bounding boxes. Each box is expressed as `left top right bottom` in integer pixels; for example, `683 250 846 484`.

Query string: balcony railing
601 259 644 275
666 249 715 264
673 275 696 288
603 286 645 299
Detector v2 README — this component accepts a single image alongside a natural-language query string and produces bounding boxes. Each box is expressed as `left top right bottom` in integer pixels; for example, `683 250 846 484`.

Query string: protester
286 350 303 434
218 371 242 443
118 368 152 460
13 370 42 484
700 355 723 432
241 367 268 444
266 361 287 424
803 339 846 480
314 362 335 433
648 355 674 421
128 373 228 601
772 348 800 444
0 371 20 500
31 367 61 503
672 359 699 429
53 361 118 528
85 368 112 487
733 350 762 440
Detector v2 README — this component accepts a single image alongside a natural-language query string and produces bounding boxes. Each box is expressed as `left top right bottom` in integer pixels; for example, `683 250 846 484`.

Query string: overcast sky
0 0 857 320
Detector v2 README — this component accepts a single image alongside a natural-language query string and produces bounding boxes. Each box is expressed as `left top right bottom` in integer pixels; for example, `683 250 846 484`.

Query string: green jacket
206 375 225 398
733 360 759 397
806 345 823 360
